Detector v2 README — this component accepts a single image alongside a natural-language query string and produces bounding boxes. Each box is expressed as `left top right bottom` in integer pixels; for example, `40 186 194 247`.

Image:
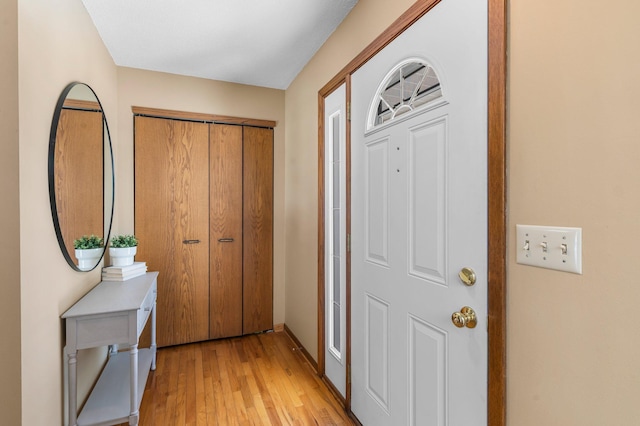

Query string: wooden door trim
317 90 326 379
62 99 102 111
487 1 508 423
317 0 507 424
132 106 276 129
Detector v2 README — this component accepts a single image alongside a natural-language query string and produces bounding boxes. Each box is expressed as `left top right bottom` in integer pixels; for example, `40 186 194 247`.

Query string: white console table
62 272 158 426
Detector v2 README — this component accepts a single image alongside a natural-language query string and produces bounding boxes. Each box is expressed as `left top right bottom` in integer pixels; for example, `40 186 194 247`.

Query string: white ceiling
81 0 358 90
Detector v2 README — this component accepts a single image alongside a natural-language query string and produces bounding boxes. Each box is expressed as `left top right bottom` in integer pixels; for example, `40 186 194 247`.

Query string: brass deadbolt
458 267 477 286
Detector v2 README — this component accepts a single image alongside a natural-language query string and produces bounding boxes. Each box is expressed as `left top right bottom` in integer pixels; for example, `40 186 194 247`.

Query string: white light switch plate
516 225 582 274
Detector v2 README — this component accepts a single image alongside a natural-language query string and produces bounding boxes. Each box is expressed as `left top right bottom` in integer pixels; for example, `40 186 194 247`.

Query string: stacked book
102 262 147 281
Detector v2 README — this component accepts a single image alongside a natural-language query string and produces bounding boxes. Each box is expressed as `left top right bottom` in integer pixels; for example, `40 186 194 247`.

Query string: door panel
55 108 103 266
365 138 390 266
408 315 447 425
324 84 348 397
135 116 210 347
409 118 447 284
209 123 243 339
242 126 274 334
351 0 488 424
365 294 389 412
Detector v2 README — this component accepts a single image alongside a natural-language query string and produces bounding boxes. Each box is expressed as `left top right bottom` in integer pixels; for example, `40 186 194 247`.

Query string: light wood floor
120 331 354 425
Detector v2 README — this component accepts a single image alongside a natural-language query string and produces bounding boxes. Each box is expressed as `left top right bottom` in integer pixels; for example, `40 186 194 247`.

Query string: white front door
351 1 488 424
324 83 348 397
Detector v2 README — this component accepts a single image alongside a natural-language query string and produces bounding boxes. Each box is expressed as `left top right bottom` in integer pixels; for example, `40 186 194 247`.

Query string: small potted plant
109 234 138 267
73 234 104 271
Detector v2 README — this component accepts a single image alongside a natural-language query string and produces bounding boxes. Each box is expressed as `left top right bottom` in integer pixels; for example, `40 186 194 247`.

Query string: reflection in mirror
48 82 114 271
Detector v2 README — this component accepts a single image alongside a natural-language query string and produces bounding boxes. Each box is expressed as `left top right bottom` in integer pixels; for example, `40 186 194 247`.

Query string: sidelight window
329 111 344 358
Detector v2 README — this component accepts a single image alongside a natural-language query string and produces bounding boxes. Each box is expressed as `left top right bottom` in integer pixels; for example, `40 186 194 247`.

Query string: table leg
151 300 157 370
68 352 77 426
129 344 139 425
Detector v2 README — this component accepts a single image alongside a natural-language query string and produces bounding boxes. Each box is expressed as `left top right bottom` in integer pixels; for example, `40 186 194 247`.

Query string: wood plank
120 332 353 426
194 347 207 426
162 348 178 424
209 124 244 339
135 116 210 347
242 126 274 334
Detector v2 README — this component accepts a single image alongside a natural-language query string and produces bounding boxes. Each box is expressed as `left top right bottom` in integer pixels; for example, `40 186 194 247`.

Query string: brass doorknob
458 267 476 286
451 306 477 328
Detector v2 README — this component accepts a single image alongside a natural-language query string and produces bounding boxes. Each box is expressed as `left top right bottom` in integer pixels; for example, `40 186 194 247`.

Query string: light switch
516 225 582 274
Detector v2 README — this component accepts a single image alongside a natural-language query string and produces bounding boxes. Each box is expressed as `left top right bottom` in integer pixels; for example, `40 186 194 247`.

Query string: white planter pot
109 246 137 267
75 248 103 271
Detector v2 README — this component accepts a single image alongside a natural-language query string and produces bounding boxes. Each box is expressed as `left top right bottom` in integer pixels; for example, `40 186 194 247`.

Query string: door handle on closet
218 238 235 243
182 239 201 244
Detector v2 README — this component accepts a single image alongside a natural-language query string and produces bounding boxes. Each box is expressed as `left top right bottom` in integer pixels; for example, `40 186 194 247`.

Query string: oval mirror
48 82 114 271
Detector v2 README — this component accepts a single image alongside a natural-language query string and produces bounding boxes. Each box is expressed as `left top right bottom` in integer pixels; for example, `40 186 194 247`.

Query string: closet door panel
55 108 104 266
135 116 210 347
243 126 274 334
209 124 243 339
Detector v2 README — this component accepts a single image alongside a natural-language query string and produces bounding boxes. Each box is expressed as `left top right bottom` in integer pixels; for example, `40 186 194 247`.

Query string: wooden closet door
55 108 103 265
135 116 210 347
243 126 274 334
209 124 243 338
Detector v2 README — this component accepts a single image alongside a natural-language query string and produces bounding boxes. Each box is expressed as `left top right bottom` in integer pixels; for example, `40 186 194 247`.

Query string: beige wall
17 0 119 424
284 0 415 361
508 1 640 424
115 67 286 326
0 0 22 424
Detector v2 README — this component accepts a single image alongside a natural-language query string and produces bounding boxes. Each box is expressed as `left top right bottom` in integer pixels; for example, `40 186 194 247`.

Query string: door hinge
347 233 351 253
347 102 351 121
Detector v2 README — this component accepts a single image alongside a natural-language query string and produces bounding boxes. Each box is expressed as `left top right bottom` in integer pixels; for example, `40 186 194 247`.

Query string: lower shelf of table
77 348 155 426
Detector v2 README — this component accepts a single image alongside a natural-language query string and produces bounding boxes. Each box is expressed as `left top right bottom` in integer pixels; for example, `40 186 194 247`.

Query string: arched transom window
370 59 443 129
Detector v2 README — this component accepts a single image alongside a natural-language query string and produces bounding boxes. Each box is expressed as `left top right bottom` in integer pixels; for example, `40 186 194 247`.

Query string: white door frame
317 0 506 423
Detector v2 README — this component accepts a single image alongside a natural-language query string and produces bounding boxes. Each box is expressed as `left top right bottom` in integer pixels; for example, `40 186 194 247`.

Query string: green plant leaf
110 234 138 248
73 234 104 249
